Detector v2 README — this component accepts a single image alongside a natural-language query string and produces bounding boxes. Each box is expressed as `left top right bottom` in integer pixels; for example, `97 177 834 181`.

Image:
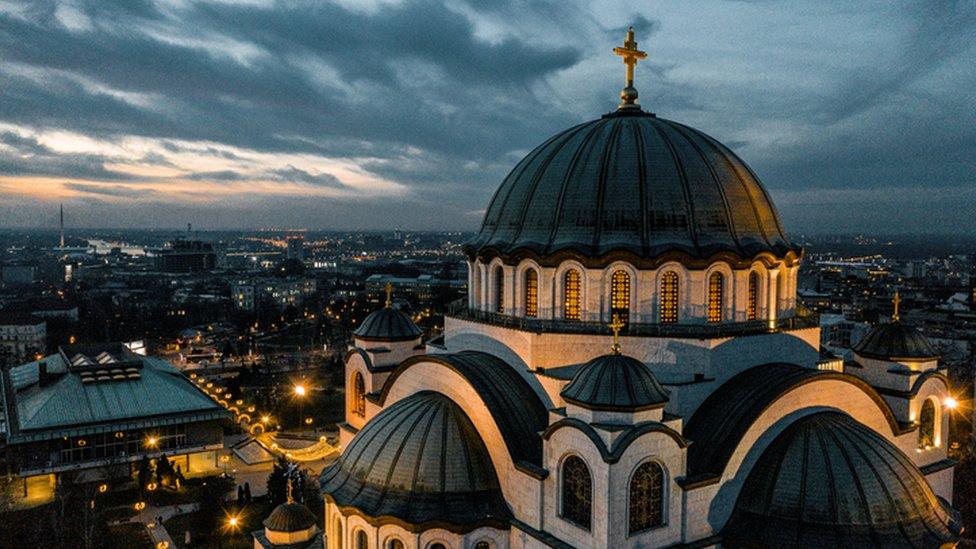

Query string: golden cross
609 314 625 355
892 291 901 322
385 282 394 308
613 26 647 106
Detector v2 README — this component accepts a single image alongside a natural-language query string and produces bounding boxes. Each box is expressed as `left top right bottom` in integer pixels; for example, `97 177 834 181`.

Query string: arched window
918 399 936 449
355 530 368 549
429 544 447 549
494 266 504 313
524 268 538 317
629 461 665 534
352 372 366 417
334 518 343 549
707 272 724 323
561 455 592 529
563 269 581 321
660 272 679 324
387 539 405 549
474 542 491 549
747 271 760 321
610 270 631 325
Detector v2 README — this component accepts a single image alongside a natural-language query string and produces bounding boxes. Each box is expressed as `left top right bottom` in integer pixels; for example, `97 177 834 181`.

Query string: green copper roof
1 347 227 443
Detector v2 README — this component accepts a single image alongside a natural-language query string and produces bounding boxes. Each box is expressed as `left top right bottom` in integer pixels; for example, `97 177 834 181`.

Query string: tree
137 456 153 491
193 476 235 539
266 457 291 507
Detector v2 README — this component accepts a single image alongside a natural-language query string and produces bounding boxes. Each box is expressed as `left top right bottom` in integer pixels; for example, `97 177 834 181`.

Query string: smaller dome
263 501 317 533
561 354 669 411
353 307 422 342
319 391 510 531
853 321 938 361
723 412 959 547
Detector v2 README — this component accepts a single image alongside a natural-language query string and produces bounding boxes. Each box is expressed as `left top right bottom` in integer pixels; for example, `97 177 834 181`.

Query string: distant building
232 278 317 311
155 239 217 273
364 273 465 302
0 311 46 361
286 236 305 261
1 264 37 285
0 343 230 504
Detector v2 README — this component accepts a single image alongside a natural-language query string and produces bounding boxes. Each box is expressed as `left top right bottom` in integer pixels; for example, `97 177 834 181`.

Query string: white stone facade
326 247 955 549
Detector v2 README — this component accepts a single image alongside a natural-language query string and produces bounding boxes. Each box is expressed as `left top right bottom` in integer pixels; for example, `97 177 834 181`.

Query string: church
319 28 960 548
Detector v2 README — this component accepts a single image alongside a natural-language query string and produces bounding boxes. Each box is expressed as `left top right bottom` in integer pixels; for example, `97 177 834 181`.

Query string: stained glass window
660 272 679 324
707 272 724 323
561 456 592 529
918 399 936 448
747 271 760 321
629 461 665 534
524 268 538 317
610 270 630 325
352 372 366 417
564 269 581 320
494 266 504 313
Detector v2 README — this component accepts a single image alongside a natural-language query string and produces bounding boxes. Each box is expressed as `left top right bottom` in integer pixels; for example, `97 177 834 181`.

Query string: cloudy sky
0 1 973 234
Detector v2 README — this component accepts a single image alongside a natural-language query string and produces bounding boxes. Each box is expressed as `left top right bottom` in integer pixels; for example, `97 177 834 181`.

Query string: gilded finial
286 476 294 504
609 314 625 355
892 291 901 322
613 26 648 110
385 282 394 309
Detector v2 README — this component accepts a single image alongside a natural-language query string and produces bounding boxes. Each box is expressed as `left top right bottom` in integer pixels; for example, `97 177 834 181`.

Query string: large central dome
467 110 796 266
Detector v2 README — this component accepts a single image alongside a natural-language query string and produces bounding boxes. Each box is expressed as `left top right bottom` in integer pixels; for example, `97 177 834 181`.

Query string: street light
146 436 158 448
293 384 306 397
944 396 959 410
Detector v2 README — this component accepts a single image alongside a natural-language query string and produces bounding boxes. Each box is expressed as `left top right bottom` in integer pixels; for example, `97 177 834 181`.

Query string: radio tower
59 203 65 248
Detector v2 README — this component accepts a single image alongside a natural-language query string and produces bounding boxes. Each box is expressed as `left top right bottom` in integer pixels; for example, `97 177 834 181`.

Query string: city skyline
0 1 974 233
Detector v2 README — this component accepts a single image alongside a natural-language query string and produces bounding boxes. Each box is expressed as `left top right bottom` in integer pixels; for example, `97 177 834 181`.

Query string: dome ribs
666 121 745 257
466 114 800 264
544 121 609 255
680 124 777 253
632 119 650 256
591 115 625 255
506 124 587 253
646 120 702 255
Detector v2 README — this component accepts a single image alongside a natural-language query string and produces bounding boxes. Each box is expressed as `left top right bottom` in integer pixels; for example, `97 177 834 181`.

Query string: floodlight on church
944 396 959 410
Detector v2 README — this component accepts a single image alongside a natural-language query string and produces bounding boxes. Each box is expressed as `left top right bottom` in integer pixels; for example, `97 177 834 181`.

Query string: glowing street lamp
944 396 959 410
146 436 158 448
293 384 307 397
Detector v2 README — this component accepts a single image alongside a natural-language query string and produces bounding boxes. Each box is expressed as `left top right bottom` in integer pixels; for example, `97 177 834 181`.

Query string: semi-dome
561 353 669 411
320 391 510 531
353 306 422 342
466 109 797 266
723 411 959 548
853 321 939 361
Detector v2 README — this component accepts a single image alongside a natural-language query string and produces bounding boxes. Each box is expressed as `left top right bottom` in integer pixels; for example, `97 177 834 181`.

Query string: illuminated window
494 266 504 313
524 268 538 317
561 455 592 529
918 399 936 448
352 372 366 417
707 272 724 323
747 271 760 321
629 461 665 534
610 270 631 324
564 269 581 320
660 272 679 324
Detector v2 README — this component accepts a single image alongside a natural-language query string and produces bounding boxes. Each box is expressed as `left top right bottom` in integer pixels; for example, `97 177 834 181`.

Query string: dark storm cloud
0 0 973 233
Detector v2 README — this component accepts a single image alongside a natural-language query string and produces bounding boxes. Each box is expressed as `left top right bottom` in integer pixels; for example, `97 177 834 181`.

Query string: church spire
613 26 648 110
